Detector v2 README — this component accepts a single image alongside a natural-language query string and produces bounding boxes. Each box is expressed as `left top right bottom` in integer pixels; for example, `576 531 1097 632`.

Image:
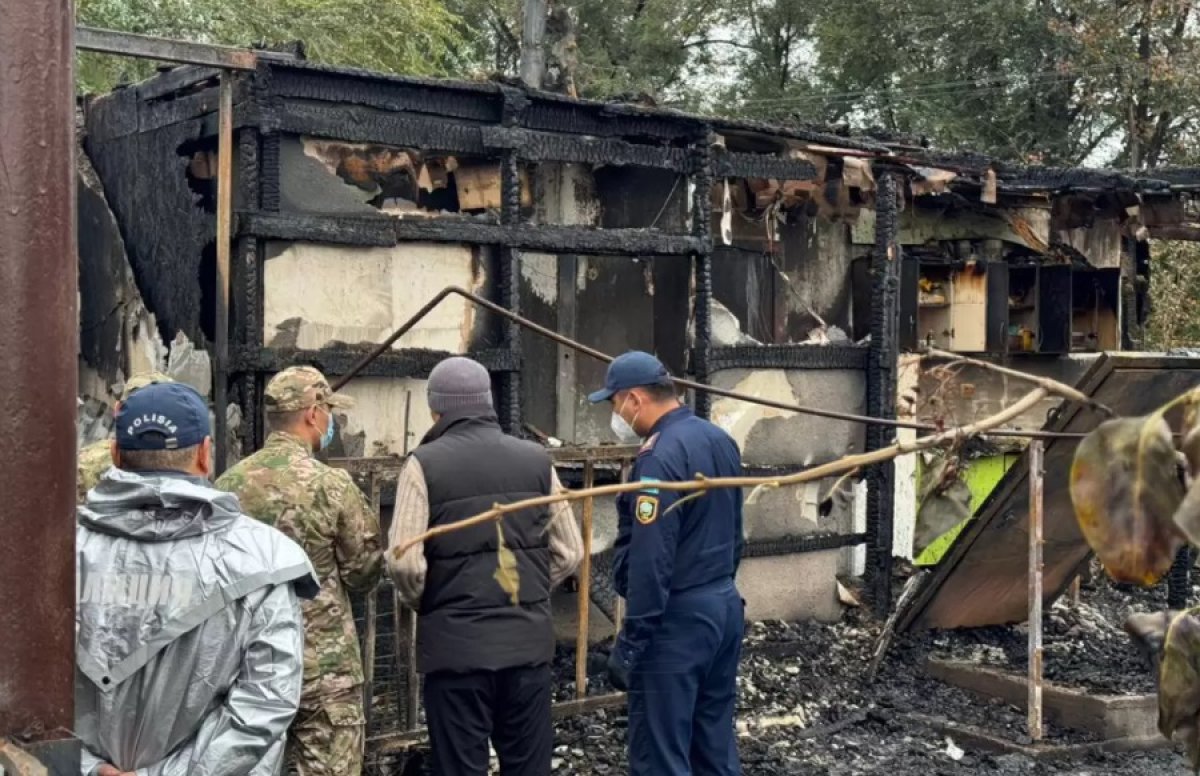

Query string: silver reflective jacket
75 469 320 776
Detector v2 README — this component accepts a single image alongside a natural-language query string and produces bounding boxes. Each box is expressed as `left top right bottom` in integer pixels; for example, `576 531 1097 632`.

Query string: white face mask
610 395 642 444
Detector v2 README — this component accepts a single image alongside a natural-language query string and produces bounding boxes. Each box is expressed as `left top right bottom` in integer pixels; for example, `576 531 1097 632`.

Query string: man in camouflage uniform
77 371 174 502
216 366 383 776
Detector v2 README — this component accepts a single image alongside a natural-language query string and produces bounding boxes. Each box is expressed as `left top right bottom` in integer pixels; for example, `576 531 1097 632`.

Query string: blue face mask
319 410 336 451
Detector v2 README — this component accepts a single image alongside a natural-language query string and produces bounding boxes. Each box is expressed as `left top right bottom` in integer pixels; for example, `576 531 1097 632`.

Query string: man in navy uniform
589 351 745 775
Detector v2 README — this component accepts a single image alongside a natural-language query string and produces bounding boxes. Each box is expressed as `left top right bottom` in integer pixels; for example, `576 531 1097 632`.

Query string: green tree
77 0 465 93
717 0 1200 169
1146 240 1200 350
444 0 725 103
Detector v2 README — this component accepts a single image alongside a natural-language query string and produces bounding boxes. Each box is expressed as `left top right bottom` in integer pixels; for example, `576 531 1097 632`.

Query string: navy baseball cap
116 382 211 450
588 351 672 403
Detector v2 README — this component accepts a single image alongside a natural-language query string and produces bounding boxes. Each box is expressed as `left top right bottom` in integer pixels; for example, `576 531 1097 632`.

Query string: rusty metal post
214 71 234 473
575 462 595 699
1027 440 1045 741
0 0 81 769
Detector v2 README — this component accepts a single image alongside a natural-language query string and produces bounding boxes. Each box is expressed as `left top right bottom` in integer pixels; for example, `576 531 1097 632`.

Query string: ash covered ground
927 566 1172 695
540 570 1192 775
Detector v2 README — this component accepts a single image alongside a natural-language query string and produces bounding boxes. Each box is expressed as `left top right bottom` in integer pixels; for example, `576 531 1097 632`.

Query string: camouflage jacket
78 438 114 503
216 431 383 706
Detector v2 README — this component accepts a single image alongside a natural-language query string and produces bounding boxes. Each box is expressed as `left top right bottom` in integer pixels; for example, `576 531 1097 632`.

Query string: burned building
77 53 1200 633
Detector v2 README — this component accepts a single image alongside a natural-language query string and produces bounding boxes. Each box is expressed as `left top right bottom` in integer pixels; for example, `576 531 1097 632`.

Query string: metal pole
519 0 548 88
0 0 80 768
327 286 1082 442
214 72 233 472
1028 440 1045 741
575 462 595 699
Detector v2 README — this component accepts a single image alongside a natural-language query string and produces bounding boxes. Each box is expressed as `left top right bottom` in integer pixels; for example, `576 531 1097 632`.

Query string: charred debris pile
537 569 1188 776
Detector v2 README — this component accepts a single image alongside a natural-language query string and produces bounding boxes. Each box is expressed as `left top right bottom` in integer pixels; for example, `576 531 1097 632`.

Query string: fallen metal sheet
898 354 1200 632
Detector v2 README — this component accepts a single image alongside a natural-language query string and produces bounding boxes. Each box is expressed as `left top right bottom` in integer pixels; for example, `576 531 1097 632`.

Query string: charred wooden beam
239 212 705 256
866 173 901 617
711 149 819 181
261 60 700 141
232 346 519 379
707 345 869 372
742 533 870 558
482 126 692 170
76 26 295 70
264 64 503 123
523 99 700 141
691 134 715 418
243 99 698 173
248 101 489 155
136 65 222 101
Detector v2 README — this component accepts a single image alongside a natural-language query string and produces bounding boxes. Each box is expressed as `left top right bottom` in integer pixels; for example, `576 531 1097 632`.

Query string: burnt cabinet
899 260 1120 355
900 259 1006 353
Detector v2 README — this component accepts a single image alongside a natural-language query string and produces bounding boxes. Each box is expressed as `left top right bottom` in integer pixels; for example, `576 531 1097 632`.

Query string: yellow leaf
493 522 520 606
1070 414 1186 585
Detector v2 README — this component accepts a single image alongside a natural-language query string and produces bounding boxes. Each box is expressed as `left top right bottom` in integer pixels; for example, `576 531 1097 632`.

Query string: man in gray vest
387 356 584 776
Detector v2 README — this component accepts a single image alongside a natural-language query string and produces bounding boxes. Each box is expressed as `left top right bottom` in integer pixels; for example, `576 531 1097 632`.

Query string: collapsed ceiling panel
898 354 1200 632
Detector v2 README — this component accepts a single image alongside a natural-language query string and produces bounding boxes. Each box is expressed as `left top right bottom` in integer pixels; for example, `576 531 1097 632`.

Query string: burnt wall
77 152 130 386
777 215 854 338
84 89 215 347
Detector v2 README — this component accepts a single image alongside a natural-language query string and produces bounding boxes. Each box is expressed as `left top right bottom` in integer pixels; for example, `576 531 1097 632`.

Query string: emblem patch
635 495 659 525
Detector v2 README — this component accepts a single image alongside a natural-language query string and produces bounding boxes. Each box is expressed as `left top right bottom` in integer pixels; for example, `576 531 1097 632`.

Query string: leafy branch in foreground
1070 386 1200 771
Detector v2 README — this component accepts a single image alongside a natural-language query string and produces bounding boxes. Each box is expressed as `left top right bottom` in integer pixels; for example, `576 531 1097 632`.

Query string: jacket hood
79 468 243 542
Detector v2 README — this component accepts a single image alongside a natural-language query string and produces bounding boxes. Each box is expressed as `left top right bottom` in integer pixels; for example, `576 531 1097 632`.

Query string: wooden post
361 471 381 736
403 608 419 728
575 462 595 699
213 71 233 473
1028 440 1045 741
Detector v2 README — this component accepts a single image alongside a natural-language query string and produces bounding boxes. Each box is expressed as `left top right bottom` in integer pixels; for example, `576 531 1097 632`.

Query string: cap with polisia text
587 351 672 403
116 382 211 450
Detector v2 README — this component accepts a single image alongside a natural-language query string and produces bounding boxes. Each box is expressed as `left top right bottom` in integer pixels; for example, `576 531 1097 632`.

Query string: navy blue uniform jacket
612 405 744 666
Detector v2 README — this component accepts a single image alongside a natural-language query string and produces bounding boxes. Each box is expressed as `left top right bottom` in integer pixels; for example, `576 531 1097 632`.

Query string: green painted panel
914 453 1020 566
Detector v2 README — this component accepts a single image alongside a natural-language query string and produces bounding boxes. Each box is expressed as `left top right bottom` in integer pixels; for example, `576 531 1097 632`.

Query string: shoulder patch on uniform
635 495 659 525
638 433 660 456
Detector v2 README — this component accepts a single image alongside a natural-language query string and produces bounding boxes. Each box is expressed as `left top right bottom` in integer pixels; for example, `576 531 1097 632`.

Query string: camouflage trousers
286 695 366 776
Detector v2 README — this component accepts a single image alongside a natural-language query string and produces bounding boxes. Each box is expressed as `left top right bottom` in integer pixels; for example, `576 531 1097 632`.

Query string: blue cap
588 351 672 403
116 382 211 450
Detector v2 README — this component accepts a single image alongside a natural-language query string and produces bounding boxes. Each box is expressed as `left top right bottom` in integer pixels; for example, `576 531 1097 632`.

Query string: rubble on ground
926 570 1171 696
538 573 1192 775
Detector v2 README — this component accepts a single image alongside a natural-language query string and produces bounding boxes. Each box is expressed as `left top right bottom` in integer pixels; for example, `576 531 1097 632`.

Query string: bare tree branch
925 348 1114 416
390 388 1050 561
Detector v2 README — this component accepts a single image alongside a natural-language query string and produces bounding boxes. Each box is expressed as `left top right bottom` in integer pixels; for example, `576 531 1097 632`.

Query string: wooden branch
389 387 1049 561
925 349 1113 417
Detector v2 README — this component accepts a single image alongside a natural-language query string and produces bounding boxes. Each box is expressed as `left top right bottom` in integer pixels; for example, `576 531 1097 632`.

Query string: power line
734 63 1123 108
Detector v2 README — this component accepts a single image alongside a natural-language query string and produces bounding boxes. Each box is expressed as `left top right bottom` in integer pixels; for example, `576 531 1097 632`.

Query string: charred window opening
180 137 218 213
592 167 689 234
281 136 532 219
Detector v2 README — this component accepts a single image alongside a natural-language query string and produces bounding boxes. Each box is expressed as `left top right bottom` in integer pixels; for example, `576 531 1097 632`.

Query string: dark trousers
628 578 744 776
423 663 553 776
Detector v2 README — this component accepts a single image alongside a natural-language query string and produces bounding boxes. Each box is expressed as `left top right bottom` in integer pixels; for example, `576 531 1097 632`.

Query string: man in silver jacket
75 382 320 776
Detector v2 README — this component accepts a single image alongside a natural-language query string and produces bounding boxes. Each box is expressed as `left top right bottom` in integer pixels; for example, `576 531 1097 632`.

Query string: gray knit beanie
427 356 493 413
